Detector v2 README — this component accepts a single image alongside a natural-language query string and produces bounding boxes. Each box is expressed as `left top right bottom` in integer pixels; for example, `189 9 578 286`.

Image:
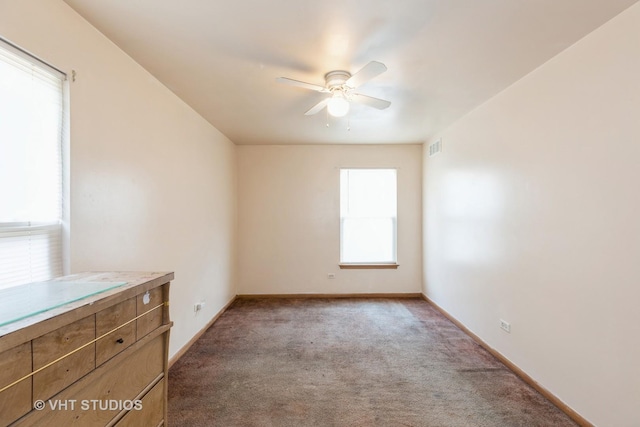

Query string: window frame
339 167 399 269
0 37 67 289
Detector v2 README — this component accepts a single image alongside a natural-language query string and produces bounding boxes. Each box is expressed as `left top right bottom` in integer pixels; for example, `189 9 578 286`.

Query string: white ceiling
63 0 637 145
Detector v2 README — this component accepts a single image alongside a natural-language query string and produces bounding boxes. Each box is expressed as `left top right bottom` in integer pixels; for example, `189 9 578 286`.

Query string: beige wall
423 4 640 426
0 0 238 359
238 144 422 294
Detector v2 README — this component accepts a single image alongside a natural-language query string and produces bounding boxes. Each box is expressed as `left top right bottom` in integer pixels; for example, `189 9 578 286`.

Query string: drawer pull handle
116 338 124 344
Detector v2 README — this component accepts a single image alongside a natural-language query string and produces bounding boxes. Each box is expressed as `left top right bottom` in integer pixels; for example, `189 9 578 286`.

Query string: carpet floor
168 298 577 426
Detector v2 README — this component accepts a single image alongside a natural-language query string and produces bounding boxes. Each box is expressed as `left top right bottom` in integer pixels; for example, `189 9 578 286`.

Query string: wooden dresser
0 272 173 427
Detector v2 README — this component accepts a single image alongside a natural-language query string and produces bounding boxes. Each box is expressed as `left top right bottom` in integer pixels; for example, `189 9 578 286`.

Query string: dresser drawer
0 342 32 426
136 286 164 339
14 333 165 427
96 298 136 366
32 315 96 402
115 378 164 427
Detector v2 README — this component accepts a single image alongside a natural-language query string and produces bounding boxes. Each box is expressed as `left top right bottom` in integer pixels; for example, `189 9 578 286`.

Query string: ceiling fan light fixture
327 91 349 117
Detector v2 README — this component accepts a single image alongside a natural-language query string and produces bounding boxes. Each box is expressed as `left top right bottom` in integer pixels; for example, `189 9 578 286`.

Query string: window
340 168 398 267
0 39 66 289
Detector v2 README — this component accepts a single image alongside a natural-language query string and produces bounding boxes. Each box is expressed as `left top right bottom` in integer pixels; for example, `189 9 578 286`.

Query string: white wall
0 0 237 359
423 4 640 426
238 144 422 295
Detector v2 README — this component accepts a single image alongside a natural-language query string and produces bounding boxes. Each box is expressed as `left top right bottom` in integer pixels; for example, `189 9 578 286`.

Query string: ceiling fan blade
351 93 391 110
276 77 329 93
304 98 330 115
346 61 387 88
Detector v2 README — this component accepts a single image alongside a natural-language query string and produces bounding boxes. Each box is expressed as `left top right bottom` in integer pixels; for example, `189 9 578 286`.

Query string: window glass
340 169 397 263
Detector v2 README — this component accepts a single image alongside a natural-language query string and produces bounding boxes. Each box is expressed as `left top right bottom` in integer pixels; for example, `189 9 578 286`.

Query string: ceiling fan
276 61 391 117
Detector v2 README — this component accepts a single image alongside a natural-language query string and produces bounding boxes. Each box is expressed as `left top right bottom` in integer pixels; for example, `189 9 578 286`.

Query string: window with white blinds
0 39 65 289
340 168 397 264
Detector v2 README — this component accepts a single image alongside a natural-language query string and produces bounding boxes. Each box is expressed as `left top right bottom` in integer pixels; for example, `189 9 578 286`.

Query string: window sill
338 263 399 270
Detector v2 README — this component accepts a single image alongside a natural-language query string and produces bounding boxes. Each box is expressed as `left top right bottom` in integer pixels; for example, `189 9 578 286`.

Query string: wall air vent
429 138 442 157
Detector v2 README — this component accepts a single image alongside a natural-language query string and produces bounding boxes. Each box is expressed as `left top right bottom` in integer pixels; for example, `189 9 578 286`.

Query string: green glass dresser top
0 281 127 327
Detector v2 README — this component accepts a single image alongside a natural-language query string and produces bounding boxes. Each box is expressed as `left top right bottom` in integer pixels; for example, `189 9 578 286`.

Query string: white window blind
340 169 397 263
0 40 65 289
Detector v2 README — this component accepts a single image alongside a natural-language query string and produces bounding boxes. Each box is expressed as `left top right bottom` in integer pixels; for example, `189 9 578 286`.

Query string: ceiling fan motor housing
324 70 352 90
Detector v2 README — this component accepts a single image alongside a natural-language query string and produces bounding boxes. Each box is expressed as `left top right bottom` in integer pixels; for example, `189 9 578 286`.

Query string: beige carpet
169 298 577 426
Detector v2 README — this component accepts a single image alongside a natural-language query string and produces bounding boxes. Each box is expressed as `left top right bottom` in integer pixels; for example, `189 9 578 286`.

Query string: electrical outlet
194 300 206 313
327 273 335 279
500 319 511 333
